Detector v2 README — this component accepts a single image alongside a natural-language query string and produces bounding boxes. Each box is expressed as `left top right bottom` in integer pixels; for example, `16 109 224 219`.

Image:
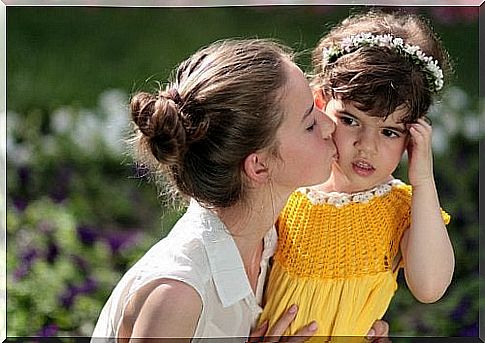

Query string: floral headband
322 33 444 92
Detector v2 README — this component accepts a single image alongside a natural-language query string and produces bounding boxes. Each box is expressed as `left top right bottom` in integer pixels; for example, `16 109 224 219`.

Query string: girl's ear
313 89 327 110
243 152 270 185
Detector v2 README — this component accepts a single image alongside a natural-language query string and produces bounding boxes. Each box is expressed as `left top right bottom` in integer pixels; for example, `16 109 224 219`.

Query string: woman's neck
214 187 288 292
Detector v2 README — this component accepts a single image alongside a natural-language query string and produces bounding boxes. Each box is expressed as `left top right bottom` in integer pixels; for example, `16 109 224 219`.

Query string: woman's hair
311 10 452 123
129 39 294 208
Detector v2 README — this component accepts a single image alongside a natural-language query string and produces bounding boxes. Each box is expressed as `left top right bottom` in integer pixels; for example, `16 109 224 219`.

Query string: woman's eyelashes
306 118 317 132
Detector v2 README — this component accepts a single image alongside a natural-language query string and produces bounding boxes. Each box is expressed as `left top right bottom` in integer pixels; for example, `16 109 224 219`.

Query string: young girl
259 10 455 339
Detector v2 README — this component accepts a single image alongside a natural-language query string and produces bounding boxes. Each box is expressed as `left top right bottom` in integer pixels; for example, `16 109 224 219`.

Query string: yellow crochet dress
259 179 450 341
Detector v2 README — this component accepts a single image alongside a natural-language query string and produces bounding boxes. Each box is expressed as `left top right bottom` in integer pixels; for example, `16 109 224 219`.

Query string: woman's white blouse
91 199 277 342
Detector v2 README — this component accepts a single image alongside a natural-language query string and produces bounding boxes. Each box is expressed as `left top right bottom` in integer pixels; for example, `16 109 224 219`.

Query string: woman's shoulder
135 219 211 286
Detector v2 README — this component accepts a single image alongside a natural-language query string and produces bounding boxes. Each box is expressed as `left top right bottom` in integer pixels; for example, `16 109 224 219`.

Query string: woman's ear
313 89 327 110
243 152 270 185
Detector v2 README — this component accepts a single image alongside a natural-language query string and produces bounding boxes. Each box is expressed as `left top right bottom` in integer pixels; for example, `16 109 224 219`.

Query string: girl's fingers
366 320 389 340
422 116 432 126
410 118 432 136
408 124 431 148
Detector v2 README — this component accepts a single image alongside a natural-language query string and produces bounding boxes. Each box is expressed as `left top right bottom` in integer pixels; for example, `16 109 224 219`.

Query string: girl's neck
315 172 394 194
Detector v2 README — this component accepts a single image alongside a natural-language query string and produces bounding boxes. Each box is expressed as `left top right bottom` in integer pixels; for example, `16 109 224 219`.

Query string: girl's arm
400 118 455 304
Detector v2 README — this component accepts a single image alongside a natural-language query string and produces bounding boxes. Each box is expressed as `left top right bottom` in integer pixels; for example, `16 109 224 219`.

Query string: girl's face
271 61 338 194
324 99 409 193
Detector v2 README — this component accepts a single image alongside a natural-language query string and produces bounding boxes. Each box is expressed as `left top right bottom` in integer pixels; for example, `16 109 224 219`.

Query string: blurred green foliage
6 5 480 338
7 6 478 112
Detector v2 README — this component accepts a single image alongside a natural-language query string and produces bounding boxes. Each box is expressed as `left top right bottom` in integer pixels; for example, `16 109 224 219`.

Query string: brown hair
130 39 294 208
311 9 452 123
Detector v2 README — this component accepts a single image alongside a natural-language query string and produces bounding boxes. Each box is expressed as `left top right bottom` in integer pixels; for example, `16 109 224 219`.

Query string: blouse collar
188 199 277 308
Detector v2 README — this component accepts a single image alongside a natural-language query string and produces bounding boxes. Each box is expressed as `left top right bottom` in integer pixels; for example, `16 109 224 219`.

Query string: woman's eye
306 119 317 132
382 129 400 138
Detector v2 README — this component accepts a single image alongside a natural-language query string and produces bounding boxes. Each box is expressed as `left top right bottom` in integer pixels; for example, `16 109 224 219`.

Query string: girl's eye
339 116 357 126
382 129 400 138
306 119 317 132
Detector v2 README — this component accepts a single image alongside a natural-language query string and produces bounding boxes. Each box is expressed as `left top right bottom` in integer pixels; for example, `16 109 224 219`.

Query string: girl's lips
352 160 375 176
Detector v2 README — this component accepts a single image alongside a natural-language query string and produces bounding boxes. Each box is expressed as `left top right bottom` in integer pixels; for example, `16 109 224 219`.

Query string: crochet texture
259 180 450 339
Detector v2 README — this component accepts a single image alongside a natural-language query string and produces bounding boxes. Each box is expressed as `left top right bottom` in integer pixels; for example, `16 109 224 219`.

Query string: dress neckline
299 179 404 207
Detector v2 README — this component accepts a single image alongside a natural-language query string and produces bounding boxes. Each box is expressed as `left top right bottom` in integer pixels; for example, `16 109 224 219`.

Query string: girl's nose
354 129 378 155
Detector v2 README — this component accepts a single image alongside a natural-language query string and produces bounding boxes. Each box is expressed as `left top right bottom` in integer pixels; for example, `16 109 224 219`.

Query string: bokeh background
6 5 481 338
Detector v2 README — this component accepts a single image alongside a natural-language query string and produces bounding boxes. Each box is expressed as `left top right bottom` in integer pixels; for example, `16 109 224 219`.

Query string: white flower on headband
322 33 444 92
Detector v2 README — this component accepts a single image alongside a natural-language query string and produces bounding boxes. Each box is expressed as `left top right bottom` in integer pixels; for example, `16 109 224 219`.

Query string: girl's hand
366 320 391 343
406 117 434 187
248 304 318 342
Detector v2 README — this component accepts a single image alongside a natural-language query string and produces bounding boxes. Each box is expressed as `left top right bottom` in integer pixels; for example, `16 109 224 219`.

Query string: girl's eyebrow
383 125 408 134
338 109 408 133
301 102 315 122
335 109 358 118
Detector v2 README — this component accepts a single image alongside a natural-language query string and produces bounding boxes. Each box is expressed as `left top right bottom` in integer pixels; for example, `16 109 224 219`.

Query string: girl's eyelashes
335 113 405 138
339 115 358 126
382 128 401 138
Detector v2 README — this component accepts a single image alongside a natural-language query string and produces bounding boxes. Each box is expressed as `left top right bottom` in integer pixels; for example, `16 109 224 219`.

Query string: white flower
462 112 481 140
321 33 444 92
51 107 74 135
328 195 350 208
352 194 364 202
375 184 392 196
361 192 373 203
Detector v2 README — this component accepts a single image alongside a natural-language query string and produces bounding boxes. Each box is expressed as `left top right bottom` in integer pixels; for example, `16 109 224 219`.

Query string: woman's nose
319 112 336 139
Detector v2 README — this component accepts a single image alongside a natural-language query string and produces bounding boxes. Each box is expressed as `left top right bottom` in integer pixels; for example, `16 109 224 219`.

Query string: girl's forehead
341 100 409 124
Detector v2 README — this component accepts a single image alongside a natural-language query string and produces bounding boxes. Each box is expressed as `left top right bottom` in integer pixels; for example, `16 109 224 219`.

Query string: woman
92 38 388 342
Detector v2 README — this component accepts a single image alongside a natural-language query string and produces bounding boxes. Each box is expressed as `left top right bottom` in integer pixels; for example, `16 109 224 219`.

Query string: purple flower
21 247 39 263
17 165 31 187
104 230 140 254
78 276 98 293
49 165 73 203
458 322 478 337
13 247 39 281
59 285 76 308
13 265 29 281
38 323 58 337
77 225 98 245
451 296 471 321
71 255 89 273
46 242 60 264
59 277 98 309
12 197 28 211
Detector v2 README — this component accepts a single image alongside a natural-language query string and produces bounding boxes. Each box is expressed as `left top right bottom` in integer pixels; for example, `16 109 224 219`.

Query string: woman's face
271 61 338 193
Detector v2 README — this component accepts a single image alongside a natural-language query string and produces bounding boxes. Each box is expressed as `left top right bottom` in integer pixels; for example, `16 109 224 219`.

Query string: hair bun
130 91 187 165
166 88 183 105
